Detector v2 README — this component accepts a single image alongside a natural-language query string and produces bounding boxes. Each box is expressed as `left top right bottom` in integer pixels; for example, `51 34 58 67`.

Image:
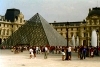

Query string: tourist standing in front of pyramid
32 46 36 59
29 47 33 59
43 46 48 59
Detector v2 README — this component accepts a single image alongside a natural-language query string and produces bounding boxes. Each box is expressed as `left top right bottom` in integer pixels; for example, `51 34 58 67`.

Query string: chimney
54 21 56 23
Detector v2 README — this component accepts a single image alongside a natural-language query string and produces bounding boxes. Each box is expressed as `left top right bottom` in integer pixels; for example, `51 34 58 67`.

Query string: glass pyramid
2 13 67 46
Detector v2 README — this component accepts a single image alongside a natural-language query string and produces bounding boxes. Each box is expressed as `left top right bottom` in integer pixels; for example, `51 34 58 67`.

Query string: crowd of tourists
61 45 100 61
74 45 100 60
0 45 100 61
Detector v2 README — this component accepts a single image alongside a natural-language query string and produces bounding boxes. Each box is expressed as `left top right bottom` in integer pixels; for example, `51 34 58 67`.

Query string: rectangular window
61 28 62 31
4 24 5 27
12 25 13 28
71 28 73 31
76 32 78 36
6 29 9 35
84 28 85 30
3 29 5 35
84 33 87 37
71 32 73 37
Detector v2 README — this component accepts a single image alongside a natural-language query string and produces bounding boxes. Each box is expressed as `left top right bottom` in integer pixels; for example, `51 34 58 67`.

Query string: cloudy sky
0 0 99 22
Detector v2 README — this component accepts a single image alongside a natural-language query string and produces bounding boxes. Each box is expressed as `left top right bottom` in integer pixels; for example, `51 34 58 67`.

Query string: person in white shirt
44 47 48 59
68 46 71 60
29 47 33 59
36 46 39 54
61 47 65 61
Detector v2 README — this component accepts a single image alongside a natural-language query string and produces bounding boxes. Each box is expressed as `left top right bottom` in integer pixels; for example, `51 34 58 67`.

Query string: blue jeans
83 52 86 59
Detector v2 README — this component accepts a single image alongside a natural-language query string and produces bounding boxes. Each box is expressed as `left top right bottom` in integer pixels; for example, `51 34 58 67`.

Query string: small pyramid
2 13 67 46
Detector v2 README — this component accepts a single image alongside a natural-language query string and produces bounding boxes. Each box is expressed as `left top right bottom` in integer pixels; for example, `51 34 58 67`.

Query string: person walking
29 47 33 59
61 47 65 61
33 46 36 59
79 46 84 60
44 46 48 59
77 46 80 58
36 46 39 54
90 47 94 58
68 46 72 60
82 46 87 59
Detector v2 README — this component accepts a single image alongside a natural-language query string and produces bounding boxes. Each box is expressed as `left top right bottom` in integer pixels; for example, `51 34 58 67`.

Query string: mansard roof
88 7 100 17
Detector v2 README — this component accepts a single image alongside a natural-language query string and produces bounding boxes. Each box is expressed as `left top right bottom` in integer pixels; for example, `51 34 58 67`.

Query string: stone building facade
0 9 25 44
50 7 100 46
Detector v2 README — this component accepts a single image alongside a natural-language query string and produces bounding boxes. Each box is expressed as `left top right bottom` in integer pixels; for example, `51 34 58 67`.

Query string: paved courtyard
0 49 100 67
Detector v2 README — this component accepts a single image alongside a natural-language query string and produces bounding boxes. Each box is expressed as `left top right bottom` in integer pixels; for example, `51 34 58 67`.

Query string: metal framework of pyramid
2 13 67 46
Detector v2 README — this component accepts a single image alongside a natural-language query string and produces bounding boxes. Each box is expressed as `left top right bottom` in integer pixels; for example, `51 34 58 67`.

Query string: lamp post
96 29 99 56
65 22 69 60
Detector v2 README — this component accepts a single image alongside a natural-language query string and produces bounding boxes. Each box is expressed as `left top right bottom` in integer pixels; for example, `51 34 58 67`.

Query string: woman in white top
68 46 71 60
29 47 33 59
